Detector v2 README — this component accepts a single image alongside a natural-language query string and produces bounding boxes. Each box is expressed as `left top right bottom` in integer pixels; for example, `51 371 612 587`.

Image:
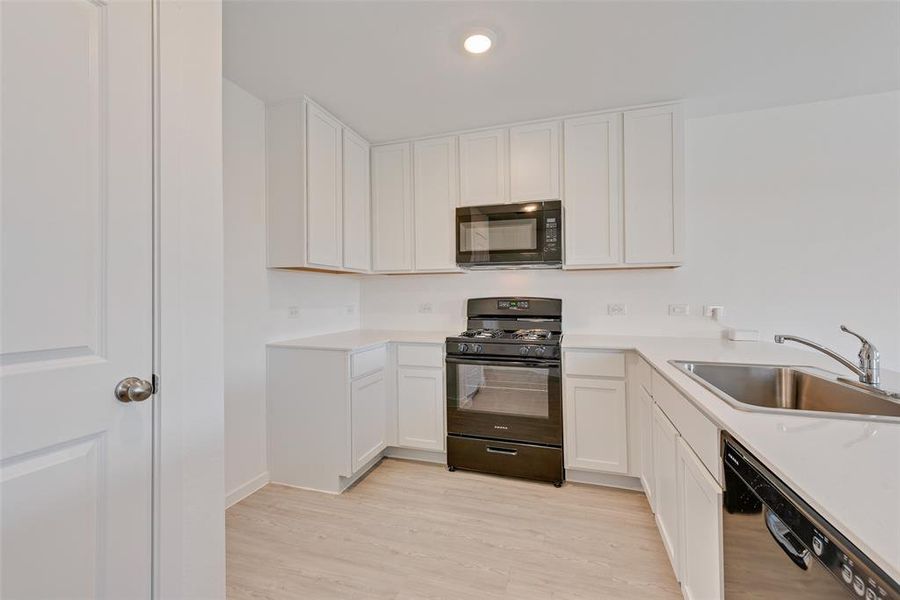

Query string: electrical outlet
607 303 627 316
703 305 725 320
287 306 300 319
418 302 433 314
344 305 356 315
668 304 690 317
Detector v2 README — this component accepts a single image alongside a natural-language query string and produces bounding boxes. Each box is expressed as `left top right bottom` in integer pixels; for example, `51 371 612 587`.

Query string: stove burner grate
513 329 552 341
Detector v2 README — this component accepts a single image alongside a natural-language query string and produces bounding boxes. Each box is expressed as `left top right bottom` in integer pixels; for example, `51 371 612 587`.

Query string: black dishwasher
722 433 898 599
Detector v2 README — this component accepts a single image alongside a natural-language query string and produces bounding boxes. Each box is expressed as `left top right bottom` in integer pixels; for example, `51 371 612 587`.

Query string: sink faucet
774 325 880 386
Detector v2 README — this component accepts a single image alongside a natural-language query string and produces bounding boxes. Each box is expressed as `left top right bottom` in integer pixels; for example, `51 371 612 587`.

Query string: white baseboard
225 471 270 508
384 446 447 464
565 469 643 492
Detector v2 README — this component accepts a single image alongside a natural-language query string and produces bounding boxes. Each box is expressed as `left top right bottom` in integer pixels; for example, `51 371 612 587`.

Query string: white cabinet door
459 128 508 206
413 136 459 272
351 370 387 473
563 113 622 267
623 104 684 265
652 403 681 580
510 121 560 202
639 385 656 512
1 2 153 596
371 143 413 272
677 437 724 600
306 102 343 268
342 128 370 272
397 367 444 451
563 377 628 473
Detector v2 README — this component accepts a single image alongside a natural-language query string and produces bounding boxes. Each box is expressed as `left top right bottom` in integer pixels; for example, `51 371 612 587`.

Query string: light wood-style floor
226 459 681 599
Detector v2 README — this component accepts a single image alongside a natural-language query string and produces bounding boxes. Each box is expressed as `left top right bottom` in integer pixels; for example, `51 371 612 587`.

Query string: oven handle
486 446 518 456
445 356 559 369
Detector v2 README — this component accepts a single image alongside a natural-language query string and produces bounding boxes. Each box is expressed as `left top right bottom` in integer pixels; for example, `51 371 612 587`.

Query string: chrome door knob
115 377 153 403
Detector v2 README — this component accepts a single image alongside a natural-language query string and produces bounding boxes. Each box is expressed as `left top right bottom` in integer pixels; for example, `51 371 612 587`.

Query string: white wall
361 92 900 371
223 79 361 506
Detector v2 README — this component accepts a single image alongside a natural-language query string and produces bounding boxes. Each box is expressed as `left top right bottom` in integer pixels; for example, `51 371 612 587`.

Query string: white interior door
1 1 154 598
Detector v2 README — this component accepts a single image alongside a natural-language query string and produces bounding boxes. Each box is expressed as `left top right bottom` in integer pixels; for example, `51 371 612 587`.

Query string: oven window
454 363 549 418
459 218 538 253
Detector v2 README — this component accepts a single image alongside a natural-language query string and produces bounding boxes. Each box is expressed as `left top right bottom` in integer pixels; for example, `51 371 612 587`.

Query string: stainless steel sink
670 361 900 421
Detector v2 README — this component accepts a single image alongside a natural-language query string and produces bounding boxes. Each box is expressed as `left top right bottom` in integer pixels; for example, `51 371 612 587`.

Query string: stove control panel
497 299 529 310
446 341 559 360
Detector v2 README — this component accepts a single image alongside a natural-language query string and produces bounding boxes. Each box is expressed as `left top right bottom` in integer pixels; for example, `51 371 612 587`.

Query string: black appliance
455 201 562 269
446 297 564 486
722 433 898 599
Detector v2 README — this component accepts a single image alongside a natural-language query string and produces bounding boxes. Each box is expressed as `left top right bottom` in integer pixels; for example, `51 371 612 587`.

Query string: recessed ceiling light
464 30 494 54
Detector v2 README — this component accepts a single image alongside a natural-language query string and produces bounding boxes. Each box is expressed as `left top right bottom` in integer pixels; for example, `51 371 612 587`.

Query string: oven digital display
498 300 528 310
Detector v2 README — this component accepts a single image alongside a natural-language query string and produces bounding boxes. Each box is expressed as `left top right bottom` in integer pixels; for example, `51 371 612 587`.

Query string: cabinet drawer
564 351 625 378
351 345 386 378
652 370 719 482
396 344 443 368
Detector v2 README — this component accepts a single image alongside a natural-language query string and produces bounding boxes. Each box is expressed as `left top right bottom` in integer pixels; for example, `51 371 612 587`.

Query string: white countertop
269 329 900 580
268 329 454 352
564 334 900 582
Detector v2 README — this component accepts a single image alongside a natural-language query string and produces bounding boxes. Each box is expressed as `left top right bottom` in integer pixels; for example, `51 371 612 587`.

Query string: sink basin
670 361 900 421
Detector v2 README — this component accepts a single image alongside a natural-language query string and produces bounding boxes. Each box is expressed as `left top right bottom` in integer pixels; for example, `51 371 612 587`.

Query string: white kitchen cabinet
413 136 459 272
652 402 681 580
677 437 724 600
459 128 508 206
371 143 413 272
342 128 371 272
623 104 684 265
351 370 387 473
563 377 628 474
397 366 444 451
638 385 656 511
510 121 560 202
563 113 622 267
306 101 344 268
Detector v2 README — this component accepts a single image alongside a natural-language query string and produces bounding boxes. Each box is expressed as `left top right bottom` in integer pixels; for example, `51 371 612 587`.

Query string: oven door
446 356 562 446
456 204 554 267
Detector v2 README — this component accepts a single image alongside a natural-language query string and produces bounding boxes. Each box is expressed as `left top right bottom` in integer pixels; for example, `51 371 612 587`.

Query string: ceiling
224 1 900 143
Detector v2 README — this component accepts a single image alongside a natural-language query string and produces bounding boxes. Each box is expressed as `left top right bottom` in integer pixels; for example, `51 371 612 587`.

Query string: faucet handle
840 325 873 348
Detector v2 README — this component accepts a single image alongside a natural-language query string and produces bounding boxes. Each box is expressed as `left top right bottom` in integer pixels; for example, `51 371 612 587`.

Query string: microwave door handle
764 508 811 570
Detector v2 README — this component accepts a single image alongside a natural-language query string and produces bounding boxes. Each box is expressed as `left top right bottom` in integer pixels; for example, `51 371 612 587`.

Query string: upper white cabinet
459 128 508 206
342 128 371 272
413 136 459 272
509 121 560 202
266 98 370 272
623 104 684 265
371 143 414 272
305 102 344 268
563 113 622 267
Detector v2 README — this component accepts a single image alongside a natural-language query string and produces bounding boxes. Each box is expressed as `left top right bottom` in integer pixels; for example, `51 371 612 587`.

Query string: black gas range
445 297 564 487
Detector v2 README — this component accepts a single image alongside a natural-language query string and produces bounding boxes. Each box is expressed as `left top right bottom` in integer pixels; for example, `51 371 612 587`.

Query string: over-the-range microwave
456 200 562 269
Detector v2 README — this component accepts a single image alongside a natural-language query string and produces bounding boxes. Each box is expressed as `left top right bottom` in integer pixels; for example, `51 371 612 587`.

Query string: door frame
151 0 226 598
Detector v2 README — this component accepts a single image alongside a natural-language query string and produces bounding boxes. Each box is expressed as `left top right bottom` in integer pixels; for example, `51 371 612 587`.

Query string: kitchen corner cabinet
459 128 508 206
265 98 370 272
652 402 681 580
509 121 560 202
638 385 656 510
413 136 460 272
371 143 414 272
677 436 724 600
342 128 371 272
623 104 685 265
562 103 684 270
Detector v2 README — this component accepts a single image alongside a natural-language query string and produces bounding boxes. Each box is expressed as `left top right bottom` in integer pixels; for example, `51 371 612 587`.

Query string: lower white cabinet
351 370 387 472
563 376 628 473
638 385 656 511
397 366 445 451
652 402 681 580
677 437 724 600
